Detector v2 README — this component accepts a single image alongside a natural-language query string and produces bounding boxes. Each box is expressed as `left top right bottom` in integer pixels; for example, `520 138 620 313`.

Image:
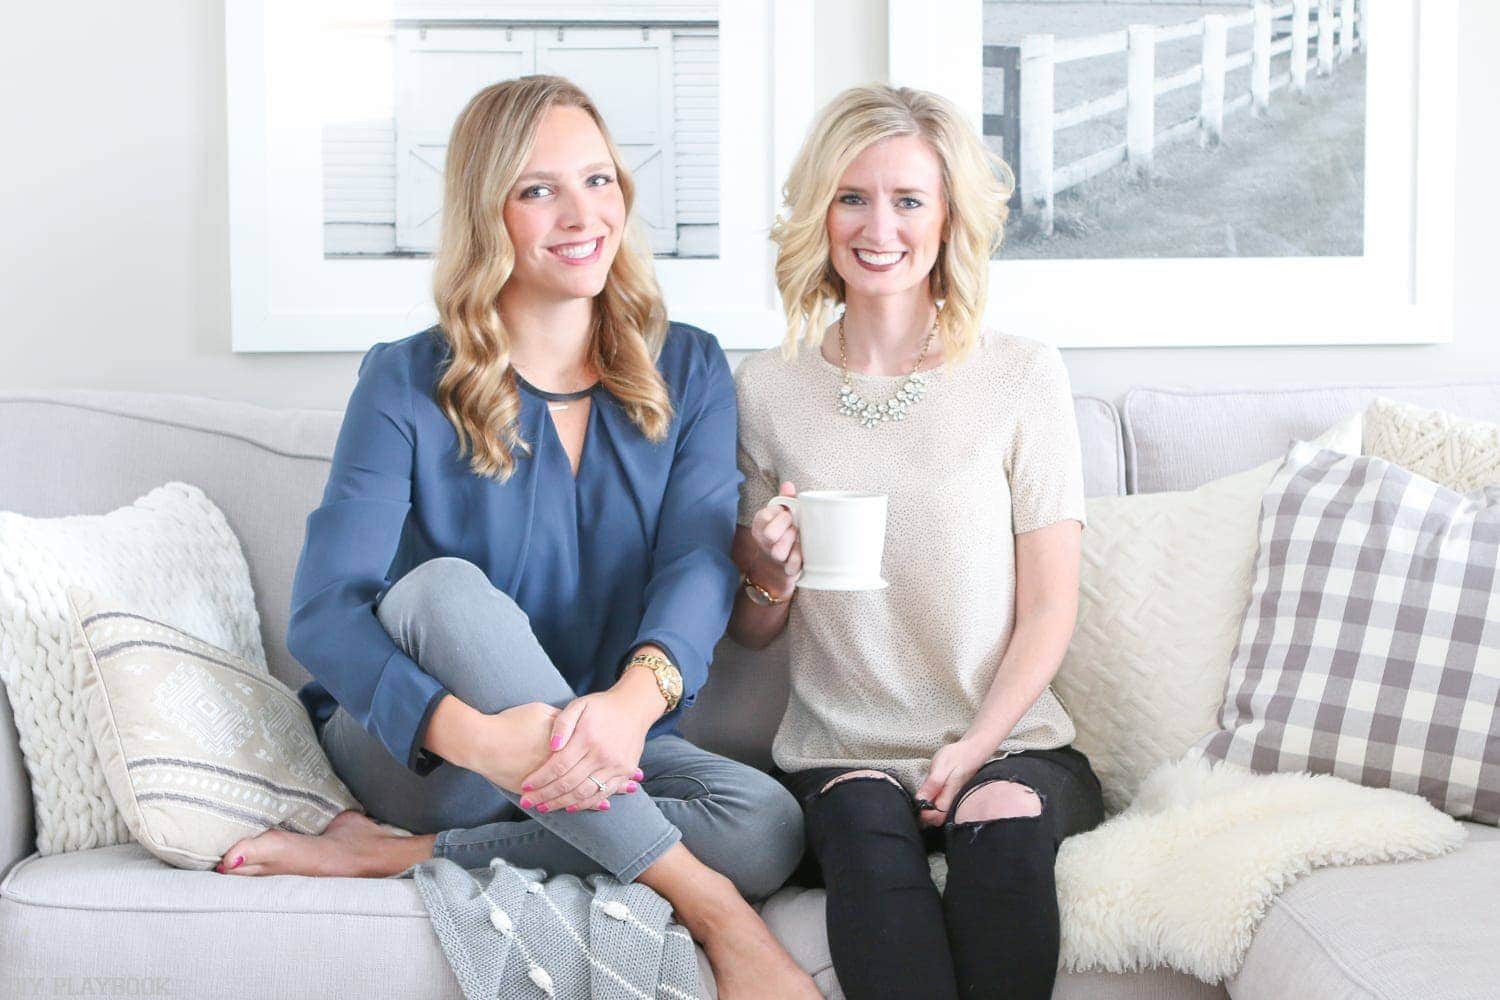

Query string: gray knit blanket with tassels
407 855 705 1000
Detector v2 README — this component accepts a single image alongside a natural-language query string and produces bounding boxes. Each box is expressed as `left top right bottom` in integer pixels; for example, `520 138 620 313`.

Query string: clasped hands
469 672 663 815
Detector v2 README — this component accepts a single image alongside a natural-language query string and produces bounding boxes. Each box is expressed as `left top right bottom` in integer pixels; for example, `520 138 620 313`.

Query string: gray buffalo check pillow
1198 440 1500 825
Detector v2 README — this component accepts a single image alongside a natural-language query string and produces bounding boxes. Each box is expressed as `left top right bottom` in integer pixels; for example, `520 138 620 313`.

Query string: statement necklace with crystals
836 313 937 428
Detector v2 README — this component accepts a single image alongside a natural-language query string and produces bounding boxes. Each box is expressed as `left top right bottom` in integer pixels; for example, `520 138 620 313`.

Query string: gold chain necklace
836 313 937 428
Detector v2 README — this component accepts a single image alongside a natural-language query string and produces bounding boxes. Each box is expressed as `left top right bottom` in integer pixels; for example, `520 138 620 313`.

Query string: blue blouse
289 322 742 775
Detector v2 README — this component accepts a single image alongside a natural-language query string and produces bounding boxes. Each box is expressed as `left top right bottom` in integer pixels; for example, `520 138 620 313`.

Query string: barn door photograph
322 1 720 260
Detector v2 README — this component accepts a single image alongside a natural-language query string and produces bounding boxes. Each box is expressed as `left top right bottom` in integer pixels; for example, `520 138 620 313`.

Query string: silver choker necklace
835 314 936 428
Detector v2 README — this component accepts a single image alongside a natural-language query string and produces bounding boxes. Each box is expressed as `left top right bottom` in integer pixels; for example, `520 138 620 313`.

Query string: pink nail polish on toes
232 856 244 869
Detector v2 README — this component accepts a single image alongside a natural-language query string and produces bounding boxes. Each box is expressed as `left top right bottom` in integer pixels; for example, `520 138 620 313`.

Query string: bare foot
637 844 820 999
698 908 821 1000
216 810 436 878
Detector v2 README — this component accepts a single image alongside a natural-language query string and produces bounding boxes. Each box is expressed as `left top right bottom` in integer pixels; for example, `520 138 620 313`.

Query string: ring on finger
588 773 607 793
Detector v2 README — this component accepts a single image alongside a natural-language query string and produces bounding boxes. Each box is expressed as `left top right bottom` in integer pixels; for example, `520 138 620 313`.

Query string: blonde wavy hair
771 84 1015 364
432 75 672 482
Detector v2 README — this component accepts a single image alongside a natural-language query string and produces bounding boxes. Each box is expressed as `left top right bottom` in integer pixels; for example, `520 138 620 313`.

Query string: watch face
743 582 772 607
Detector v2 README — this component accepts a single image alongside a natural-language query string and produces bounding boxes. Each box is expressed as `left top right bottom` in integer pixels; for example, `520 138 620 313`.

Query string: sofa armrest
0 684 35 879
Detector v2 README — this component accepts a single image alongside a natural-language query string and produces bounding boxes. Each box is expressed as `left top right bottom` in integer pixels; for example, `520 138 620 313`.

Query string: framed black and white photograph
228 0 814 351
889 0 1457 347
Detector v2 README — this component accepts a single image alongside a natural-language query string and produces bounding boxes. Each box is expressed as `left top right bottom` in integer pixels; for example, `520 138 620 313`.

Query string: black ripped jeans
777 745 1105 1000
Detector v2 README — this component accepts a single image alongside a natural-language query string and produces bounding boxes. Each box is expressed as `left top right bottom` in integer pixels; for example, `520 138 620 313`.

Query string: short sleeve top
735 329 1086 791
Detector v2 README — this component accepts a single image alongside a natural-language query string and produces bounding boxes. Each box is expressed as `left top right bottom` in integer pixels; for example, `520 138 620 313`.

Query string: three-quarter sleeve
286 342 451 775
1006 344 1088 535
624 335 742 712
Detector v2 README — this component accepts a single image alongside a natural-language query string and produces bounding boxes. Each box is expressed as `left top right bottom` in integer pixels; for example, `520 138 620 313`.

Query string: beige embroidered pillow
1364 396 1500 492
1054 413 1363 813
69 586 364 870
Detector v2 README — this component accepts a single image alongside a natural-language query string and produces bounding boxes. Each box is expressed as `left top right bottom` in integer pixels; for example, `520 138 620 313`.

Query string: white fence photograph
984 0 1366 259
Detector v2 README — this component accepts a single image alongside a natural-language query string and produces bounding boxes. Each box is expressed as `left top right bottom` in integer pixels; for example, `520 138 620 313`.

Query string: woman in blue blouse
216 75 816 999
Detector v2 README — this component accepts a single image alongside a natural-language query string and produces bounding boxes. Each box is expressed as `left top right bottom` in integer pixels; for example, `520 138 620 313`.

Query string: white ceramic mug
766 490 889 591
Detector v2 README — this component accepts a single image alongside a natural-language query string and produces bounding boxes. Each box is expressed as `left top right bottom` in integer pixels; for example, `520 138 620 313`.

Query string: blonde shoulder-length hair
771 84 1015 365
431 74 672 483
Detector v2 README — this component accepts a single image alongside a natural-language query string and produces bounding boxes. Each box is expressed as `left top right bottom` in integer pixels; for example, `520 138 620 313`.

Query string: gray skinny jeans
316 556 803 901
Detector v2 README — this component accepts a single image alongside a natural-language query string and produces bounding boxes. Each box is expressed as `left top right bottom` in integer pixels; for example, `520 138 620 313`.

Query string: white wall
1 1 1496 411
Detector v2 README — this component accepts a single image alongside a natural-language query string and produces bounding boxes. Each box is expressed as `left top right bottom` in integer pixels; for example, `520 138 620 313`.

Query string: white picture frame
226 0 814 352
887 0 1457 348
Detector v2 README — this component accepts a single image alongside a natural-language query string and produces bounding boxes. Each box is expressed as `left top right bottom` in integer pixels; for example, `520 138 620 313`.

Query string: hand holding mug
749 482 803 600
758 488 890 592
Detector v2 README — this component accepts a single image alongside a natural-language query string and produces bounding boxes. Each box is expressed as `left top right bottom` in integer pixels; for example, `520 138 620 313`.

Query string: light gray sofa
2 380 1498 1000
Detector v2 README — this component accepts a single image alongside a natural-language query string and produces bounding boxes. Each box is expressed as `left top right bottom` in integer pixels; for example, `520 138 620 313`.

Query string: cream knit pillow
1363 396 1500 492
0 483 267 854
1054 413 1363 813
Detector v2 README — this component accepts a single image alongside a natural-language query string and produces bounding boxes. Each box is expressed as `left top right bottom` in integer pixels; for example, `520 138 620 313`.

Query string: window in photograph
983 0 1367 260
322 1 720 259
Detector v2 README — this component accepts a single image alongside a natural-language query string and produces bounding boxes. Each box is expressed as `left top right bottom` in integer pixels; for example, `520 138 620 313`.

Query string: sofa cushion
2 842 1224 1000
0 692 28 879
0 390 341 693
1077 395 1127 499
0 842 463 1000
0 387 1123 701
1229 822 1500 1000
1122 381 1500 494
759 885 1228 1000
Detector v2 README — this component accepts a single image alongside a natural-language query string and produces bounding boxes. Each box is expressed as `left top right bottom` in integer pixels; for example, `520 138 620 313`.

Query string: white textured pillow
0 483 266 854
1364 396 1500 492
1054 413 1362 814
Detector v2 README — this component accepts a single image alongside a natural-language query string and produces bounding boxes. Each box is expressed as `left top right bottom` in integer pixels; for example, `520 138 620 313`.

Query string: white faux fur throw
931 755 1467 984
1058 756 1466 982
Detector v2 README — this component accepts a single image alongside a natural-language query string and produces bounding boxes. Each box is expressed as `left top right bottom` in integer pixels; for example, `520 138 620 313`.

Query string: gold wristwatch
626 652 683 714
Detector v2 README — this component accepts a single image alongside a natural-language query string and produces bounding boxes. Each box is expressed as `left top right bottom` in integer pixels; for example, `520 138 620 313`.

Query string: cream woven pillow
69 586 362 869
0 482 267 854
1364 396 1500 492
1054 413 1363 813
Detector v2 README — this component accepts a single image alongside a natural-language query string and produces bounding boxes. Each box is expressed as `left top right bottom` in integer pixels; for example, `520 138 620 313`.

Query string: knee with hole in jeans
937 754 1103 1000
799 770 961 1000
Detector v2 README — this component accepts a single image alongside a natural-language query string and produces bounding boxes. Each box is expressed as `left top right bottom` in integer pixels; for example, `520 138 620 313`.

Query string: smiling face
501 104 627 305
825 134 948 302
